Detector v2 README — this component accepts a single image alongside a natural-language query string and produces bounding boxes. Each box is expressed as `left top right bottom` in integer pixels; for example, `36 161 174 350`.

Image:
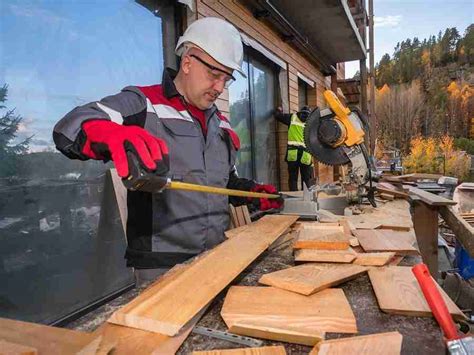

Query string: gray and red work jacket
53 69 254 268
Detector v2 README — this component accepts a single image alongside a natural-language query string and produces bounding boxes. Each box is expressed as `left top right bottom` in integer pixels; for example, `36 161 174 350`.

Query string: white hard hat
175 17 246 77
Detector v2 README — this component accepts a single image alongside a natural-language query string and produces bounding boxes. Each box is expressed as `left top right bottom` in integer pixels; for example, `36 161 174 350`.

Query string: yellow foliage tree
403 135 471 179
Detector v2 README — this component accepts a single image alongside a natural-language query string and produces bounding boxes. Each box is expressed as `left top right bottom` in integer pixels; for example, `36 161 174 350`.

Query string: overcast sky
345 0 474 78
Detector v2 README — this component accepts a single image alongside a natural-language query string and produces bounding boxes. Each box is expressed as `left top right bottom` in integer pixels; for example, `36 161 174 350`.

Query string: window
0 0 177 324
298 78 309 109
229 48 279 186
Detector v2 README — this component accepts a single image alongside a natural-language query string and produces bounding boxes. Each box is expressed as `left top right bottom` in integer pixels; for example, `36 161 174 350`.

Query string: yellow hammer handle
168 181 280 199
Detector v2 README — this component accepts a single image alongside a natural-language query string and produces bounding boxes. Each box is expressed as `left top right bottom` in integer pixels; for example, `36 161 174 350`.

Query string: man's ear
181 55 192 75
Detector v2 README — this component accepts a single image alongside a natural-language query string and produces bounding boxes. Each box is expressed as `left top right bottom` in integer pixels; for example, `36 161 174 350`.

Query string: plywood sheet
193 346 286 355
221 286 357 346
368 266 465 320
0 317 102 354
259 263 367 295
354 252 396 266
309 331 403 355
294 229 349 250
108 215 298 336
294 248 357 263
352 230 419 255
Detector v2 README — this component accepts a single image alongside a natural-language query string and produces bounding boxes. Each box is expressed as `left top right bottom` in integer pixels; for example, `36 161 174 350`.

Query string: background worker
275 105 314 191
53 17 282 285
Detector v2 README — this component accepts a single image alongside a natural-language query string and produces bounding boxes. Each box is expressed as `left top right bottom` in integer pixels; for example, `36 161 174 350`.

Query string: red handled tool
412 263 473 354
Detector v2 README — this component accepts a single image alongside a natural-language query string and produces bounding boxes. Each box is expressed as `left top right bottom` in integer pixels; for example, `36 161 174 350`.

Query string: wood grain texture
368 266 465 320
0 317 102 354
259 263 367 295
294 229 350 250
408 186 457 206
193 346 287 355
108 215 298 336
352 230 419 255
221 286 357 346
295 248 357 263
309 331 403 355
0 340 37 355
353 252 396 266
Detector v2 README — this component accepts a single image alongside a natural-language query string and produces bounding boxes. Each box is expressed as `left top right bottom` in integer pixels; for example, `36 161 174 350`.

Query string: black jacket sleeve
227 166 256 206
275 111 292 126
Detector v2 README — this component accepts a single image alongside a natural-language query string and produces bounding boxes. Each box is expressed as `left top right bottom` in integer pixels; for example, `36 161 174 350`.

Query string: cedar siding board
196 0 335 189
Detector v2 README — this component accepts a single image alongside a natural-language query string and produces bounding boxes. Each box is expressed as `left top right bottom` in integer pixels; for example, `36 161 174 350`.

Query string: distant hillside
373 25 474 153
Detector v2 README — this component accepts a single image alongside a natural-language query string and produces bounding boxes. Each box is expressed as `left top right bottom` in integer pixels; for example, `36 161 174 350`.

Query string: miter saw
304 90 377 207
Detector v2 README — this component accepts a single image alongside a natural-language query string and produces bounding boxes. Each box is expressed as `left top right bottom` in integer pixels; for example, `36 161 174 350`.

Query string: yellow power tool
303 90 376 206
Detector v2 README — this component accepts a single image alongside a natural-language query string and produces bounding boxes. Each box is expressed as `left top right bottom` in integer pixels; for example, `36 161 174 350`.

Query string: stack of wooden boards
292 219 418 266
460 212 474 226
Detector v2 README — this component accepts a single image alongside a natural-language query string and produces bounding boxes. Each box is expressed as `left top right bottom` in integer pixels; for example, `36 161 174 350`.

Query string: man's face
180 48 235 110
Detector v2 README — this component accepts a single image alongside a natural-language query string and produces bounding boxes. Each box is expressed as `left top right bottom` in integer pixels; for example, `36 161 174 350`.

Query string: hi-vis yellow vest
287 113 313 165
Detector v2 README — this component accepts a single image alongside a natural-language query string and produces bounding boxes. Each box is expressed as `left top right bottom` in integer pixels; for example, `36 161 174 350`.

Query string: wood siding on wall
194 0 336 189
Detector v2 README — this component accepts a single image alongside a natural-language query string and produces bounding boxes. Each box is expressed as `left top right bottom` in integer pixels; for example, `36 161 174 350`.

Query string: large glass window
229 49 279 186
0 0 174 324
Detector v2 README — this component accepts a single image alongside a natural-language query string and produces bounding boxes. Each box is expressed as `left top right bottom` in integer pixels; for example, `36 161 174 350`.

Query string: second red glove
251 184 284 211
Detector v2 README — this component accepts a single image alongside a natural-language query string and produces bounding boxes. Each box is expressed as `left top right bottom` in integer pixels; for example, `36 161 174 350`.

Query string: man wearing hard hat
53 17 282 284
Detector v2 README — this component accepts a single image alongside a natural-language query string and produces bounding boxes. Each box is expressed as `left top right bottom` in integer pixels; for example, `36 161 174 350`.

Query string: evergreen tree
0 84 31 177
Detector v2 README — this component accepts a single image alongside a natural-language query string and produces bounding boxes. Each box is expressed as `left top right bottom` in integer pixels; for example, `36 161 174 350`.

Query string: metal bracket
192 326 263 347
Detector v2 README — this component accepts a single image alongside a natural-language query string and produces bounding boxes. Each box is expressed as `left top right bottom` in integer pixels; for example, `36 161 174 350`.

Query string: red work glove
81 120 169 178
251 184 284 211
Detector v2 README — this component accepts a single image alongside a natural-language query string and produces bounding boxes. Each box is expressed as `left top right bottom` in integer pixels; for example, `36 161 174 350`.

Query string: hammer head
447 337 474 355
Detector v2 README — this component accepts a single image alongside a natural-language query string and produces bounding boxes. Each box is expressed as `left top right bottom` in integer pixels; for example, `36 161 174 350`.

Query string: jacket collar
162 68 180 99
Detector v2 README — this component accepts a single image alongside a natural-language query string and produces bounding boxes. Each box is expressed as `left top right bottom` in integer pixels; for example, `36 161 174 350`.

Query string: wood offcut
368 266 465 320
193 346 287 355
294 229 350 250
309 331 403 355
294 248 357 263
221 286 357 346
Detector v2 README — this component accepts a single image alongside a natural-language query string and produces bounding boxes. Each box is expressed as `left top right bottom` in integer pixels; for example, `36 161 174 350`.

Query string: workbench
67 200 448 354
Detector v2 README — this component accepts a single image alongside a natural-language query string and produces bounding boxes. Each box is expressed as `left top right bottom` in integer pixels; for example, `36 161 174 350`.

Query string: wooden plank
413 202 439 277
301 225 344 231
294 248 357 263
0 340 37 355
241 205 252 225
354 252 396 266
309 331 403 355
259 263 367 295
193 346 287 355
439 206 474 257
94 263 203 354
352 230 419 255
224 223 252 239
0 318 103 354
368 266 465 320
338 219 353 237
408 187 457 206
376 187 409 199
229 204 238 228
221 286 357 346
235 206 246 227
294 229 350 250
108 215 298 336
377 224 411 232
380 193 395 201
